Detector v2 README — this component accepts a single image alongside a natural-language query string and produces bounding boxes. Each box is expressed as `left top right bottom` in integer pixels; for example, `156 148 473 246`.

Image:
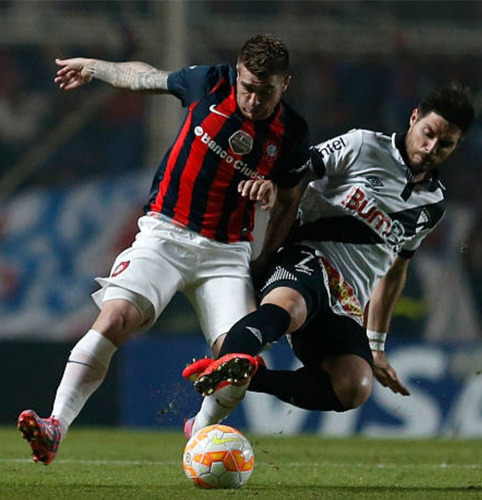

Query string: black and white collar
395 133 442 200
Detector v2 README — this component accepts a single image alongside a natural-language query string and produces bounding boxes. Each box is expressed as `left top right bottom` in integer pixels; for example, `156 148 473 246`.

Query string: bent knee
93 299 143 345
262 287 307 331
335 374 373 410
322 354 373 410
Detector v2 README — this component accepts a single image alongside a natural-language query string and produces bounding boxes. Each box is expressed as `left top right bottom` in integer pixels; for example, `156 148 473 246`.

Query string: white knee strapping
73 329 117 366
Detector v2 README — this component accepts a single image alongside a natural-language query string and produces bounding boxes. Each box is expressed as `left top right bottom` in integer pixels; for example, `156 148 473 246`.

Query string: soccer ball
182 424 255 489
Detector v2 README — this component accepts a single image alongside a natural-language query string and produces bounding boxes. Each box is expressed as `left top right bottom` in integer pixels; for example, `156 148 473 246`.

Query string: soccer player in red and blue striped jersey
18 34 309 464
147 61 308 243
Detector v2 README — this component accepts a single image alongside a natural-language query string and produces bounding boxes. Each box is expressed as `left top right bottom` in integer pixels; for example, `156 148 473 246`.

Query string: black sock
249 365 346 412
218 304 291 357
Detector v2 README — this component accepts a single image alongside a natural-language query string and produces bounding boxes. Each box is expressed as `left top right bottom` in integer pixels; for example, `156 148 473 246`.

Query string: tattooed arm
54 58 171 93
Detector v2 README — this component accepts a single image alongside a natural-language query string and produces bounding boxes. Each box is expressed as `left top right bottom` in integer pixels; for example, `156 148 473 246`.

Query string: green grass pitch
1 426 481 499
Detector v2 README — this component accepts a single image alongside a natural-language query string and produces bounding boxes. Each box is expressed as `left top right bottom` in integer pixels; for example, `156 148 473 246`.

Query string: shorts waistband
147 211 189 229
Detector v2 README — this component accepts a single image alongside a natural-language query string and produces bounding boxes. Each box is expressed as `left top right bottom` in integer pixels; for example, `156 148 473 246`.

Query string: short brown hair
237 34 290 78
418 83 475 136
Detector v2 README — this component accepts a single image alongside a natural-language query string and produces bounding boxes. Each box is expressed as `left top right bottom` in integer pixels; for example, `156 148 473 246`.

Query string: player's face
405 109 462 177
236 63 290 121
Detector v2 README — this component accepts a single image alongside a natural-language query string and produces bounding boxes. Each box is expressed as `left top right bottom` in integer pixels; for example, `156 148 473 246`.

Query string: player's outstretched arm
366 255 411 395
54 58 171 93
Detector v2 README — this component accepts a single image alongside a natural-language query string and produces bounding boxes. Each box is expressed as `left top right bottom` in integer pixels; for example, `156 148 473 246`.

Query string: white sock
51 329 117 440
192 382 249 434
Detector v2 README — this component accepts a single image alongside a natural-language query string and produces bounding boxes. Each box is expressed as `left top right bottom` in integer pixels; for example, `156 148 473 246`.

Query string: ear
409 108 419 126
282 75 292 92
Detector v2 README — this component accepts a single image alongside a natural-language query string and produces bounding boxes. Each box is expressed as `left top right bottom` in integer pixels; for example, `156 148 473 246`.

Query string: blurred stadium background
1 0 482 438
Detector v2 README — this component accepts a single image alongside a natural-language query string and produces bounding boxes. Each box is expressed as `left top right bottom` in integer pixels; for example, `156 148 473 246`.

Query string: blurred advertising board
120 336 482 437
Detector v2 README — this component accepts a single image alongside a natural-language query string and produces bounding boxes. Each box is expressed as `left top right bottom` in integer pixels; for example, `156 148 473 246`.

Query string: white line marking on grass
0 458 176 466
1 458 481 469
279 462 482 470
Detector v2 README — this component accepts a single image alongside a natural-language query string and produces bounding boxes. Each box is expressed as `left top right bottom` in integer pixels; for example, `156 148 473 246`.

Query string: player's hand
372 350 410 396
238 179 277 211
54 58 94 90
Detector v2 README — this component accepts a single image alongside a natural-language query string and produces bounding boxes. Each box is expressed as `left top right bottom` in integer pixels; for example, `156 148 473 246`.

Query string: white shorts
92 214 256 346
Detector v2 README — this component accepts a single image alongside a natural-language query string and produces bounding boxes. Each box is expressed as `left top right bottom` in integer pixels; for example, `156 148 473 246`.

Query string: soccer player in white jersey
183 84 475 436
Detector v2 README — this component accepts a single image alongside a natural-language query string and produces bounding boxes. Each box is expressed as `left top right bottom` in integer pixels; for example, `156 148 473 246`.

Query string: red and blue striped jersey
144 64 310 243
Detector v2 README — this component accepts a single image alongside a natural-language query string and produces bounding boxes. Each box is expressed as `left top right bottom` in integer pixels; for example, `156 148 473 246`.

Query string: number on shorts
295 251 316 275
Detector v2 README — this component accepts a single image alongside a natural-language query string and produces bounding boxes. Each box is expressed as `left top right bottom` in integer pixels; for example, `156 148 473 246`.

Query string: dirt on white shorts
92 214 256 346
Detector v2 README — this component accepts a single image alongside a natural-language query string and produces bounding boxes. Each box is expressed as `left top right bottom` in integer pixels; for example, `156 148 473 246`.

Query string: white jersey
295 129 445 321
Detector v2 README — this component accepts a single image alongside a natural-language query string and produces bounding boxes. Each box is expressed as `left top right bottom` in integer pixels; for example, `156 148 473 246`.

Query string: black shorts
260 244 373 369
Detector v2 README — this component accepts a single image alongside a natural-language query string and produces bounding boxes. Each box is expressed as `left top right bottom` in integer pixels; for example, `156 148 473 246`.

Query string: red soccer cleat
182 357 213 382
193 353 259 396
17 409 61 466
254 355 266 368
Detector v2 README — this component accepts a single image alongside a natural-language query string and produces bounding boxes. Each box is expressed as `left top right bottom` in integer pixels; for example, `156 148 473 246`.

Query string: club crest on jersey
265 143 278 157
262 141 280 165
229 130 253 155
112 261 130 277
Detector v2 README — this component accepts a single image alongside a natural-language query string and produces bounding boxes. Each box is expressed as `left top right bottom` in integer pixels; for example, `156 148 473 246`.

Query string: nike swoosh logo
211 435 241 445
209 104 230 119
